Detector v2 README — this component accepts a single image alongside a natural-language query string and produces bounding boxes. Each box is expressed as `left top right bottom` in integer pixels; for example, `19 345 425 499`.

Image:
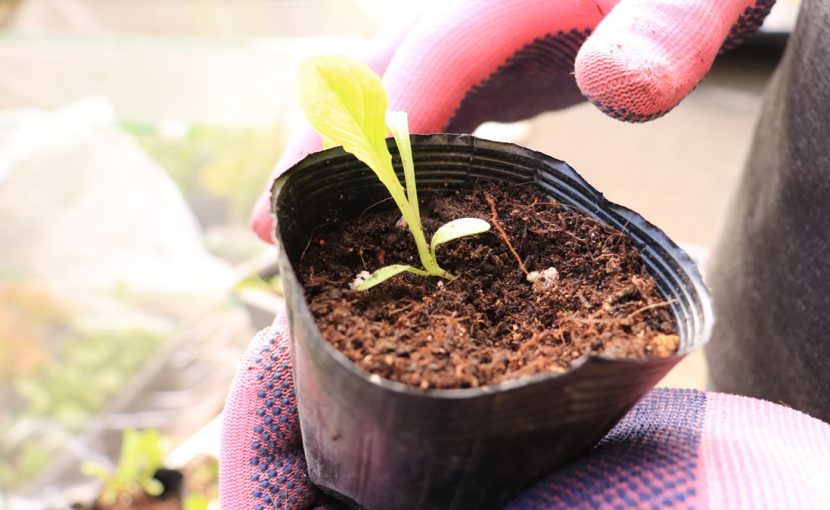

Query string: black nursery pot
271 134 713 509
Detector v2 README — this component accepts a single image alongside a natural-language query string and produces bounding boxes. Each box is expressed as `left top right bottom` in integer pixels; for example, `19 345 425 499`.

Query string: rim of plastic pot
270 133 713 399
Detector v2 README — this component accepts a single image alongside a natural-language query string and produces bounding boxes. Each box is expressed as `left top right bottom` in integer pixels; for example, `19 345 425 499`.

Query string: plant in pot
76 429 184 510
270 56 712 509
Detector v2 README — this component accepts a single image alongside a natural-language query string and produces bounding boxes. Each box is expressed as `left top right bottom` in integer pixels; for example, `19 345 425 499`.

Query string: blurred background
0 0 800 507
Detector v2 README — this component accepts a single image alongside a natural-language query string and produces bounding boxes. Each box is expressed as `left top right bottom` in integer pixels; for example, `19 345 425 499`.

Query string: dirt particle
650 334 680 357
527 267 560 291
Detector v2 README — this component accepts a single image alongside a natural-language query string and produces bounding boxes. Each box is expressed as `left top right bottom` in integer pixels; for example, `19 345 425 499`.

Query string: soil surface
298 180 679 389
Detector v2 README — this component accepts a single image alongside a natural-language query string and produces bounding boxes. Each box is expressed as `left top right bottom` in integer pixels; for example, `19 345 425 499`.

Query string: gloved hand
250 0 775 242
221 327 830 509
225 1 782 508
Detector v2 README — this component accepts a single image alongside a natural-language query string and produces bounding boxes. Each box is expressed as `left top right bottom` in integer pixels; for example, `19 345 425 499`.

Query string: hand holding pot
221 327 830 510
223 1 783 507
250 0 774 242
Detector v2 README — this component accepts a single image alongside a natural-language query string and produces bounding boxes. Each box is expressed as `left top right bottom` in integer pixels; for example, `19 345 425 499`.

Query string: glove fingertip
575 40 685 122
575 0 756 123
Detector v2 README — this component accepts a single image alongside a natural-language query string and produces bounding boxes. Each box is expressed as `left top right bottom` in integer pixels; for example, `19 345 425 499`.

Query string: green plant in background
182 455 219 510
81 429 166 504
0 439 51 491
233 272 283 296
12 328 167 430
123 122 285 227
1 326 168 489
297 56 490 291
184 494 210 510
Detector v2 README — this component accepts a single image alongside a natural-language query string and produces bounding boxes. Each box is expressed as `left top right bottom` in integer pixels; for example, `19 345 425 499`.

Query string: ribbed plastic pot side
271 134 713 509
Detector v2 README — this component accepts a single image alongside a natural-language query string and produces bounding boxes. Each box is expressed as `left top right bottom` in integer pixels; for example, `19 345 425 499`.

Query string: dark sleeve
705 0 830 421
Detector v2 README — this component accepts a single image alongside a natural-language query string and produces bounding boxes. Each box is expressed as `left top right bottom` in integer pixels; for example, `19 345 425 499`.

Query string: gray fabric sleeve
706 0 830 421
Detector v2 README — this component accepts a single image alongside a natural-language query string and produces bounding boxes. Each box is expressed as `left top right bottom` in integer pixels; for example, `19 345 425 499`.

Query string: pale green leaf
386 111 418 223
355 264 429 291
321 136 337 150
297 56 401 196
297 55 439 276
140 478 165 497
430 218 491 255
184 495 210 510
80 461 112 481
117 429 141 480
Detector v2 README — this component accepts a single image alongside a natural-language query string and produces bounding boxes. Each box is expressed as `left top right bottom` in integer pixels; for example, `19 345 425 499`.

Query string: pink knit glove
221 327 830 510
250 0 774 242
225 2 784 508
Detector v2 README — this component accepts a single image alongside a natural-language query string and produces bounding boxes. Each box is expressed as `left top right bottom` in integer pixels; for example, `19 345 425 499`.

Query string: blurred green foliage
12 328 166 429
183 455 219 507
0 282 169 489
123 121 284 225
81 428 166 504
1 119 285 492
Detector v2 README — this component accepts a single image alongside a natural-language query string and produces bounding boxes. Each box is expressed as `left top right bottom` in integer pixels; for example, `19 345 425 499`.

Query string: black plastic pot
271 134 712 509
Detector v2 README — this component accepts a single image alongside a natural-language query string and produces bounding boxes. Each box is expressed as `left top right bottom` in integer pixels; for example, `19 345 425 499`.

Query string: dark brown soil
298 181 679 389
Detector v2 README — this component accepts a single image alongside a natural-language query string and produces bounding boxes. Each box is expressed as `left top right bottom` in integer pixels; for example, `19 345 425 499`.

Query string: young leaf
140 477 165 497
386 111 418 224
297 56 399 198
321 136 337 150
298 56 440 275
430 218 491 256
355 264 429 292
80 461 111 481
184 495 211 510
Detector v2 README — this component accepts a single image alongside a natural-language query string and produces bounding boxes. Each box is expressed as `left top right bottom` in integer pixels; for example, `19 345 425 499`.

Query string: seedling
297 55 490 290
81 428 165 504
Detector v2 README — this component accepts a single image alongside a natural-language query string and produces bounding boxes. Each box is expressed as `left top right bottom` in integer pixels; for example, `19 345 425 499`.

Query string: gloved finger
575 0 774 122
382 0 611 133
253 0 618 242
251 20 419 243
220 326 317 509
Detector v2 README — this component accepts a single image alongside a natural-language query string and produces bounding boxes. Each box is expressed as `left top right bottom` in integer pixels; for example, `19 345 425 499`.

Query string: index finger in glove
575 0 774 122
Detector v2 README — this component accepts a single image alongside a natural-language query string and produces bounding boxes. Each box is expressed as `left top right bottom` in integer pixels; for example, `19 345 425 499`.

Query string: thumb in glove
219 326 321 509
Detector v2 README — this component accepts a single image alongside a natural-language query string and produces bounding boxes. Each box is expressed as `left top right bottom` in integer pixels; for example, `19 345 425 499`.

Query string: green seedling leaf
297 56 397 196
80 461 111 481
83 428 167 502
140 477 165 497
386 111 418 223
184 495 211 510
321 136 337 150
298 55 494 288
430 218 491 256
297 55 441 276
354 264 430 291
